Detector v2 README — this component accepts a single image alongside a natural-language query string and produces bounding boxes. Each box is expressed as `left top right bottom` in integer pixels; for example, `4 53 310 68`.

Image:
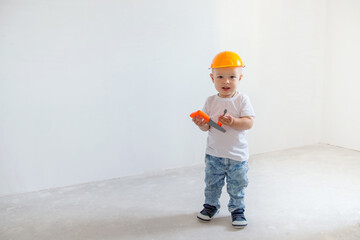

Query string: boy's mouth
222 87 231 91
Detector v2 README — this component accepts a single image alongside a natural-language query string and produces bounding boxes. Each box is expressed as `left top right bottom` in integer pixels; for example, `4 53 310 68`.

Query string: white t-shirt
202 93 255 162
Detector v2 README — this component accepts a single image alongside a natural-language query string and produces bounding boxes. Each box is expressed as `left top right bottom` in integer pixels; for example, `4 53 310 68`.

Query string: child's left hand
218 114 234 126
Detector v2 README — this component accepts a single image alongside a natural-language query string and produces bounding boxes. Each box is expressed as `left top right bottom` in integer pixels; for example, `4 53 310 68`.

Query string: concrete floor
1 144 360 240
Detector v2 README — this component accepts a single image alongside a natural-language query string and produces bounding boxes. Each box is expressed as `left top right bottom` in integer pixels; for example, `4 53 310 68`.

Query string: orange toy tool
190 110 226 133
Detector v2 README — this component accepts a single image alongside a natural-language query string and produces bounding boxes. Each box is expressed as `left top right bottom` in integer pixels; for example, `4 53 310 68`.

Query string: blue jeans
204 154 249 212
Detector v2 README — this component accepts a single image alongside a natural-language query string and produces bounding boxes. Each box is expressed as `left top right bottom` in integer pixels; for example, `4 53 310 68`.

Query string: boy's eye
217 76 223 79
230 76 236 79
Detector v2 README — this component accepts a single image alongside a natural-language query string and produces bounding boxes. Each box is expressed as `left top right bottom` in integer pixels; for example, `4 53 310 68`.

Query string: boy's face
210 67 243 98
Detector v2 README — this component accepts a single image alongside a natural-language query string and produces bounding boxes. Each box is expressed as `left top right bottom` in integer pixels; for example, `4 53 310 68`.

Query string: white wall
211 0 326 153
322 0 360 151
0 0 342 196
0 0 220 195
224 0 326 154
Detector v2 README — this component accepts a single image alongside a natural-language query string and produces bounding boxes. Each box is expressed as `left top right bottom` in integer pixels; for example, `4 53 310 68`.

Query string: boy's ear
239 74 243 81
210 73 214 83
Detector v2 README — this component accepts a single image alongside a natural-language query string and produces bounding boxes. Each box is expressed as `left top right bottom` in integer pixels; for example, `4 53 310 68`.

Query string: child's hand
192 115 208 127
218 114 234 126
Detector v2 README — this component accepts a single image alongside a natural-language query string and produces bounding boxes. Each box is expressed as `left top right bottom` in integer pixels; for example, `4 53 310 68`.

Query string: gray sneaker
197 204 219 222
231 209 248 228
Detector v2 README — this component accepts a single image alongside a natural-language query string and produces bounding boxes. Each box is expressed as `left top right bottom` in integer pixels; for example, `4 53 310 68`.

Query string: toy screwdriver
190 110 226 133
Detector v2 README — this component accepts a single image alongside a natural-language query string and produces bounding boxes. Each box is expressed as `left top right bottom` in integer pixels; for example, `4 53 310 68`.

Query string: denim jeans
204 154 249 212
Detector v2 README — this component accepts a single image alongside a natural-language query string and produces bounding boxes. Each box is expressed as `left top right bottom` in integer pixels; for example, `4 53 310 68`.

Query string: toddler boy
192 51 255 228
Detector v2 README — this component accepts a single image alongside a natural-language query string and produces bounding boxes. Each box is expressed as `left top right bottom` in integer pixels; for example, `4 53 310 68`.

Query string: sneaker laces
203 204 217 215
232 209 246 221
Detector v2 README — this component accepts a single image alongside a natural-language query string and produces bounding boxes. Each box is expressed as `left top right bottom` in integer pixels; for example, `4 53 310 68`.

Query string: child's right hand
192 115 209 127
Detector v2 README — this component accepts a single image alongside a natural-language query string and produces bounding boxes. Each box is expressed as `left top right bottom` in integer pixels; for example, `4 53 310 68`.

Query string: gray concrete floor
1 144 360 240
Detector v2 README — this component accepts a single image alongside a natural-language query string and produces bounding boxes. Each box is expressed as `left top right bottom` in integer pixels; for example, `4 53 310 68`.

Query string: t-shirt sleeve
202 97 210 115
240 95 255 118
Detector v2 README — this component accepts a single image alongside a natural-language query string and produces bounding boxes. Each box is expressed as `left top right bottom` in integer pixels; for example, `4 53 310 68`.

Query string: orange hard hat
210 51 244 69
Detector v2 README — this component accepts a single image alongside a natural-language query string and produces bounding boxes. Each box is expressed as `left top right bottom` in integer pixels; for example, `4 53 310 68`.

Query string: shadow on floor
1 213 241 240
2 212 360 240
69 213 240 239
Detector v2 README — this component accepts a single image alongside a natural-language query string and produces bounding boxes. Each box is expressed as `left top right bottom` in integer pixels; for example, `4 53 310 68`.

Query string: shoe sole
197 216 211 222
197 210 219 222
232 224 247 229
